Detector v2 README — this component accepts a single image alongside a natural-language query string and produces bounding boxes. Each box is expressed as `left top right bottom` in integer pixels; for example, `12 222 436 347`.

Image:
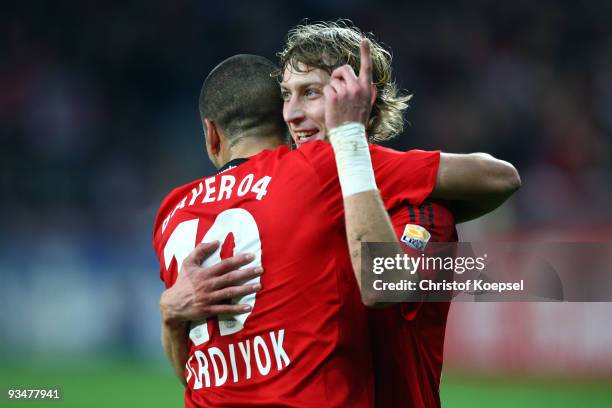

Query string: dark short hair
199 54 285 142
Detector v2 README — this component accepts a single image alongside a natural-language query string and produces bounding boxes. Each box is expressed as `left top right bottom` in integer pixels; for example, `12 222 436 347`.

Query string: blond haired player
278 21 519 407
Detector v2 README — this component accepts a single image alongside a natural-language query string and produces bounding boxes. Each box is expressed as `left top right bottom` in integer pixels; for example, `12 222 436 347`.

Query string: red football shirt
153 141 440 407
369 202 457 408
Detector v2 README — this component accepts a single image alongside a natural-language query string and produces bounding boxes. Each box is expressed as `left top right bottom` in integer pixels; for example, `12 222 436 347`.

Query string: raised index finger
359 38 373 87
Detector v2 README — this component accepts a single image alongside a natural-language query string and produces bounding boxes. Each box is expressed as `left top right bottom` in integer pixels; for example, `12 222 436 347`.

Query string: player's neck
225 135 283 163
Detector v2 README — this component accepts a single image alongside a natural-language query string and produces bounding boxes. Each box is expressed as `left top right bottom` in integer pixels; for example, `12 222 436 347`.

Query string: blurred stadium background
1 1 611 406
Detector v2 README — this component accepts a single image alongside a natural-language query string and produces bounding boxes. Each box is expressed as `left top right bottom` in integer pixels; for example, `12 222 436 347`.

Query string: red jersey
153 141 440 407
369 202 457 408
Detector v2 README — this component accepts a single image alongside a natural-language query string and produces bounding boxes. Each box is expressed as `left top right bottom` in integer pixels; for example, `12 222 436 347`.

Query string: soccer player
155 52 439 407
277 21 519 407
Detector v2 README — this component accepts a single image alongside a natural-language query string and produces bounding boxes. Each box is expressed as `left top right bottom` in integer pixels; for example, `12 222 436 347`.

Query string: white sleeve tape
328 122 378 197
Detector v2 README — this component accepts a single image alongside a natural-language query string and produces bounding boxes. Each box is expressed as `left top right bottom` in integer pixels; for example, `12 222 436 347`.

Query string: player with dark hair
198 54 288 166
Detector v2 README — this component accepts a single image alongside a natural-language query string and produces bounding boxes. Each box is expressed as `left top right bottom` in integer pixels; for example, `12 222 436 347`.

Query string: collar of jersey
217 158 249 174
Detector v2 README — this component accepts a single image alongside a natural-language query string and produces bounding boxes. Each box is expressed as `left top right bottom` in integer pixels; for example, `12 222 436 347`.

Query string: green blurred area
440 371 612 408
1 360 611 407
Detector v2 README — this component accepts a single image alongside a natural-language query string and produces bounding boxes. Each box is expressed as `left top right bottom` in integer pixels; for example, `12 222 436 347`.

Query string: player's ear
204 118 221 155
370 84 377 107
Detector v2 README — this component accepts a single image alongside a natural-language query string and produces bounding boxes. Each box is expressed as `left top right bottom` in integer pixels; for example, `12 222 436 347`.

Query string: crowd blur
1 1 611 358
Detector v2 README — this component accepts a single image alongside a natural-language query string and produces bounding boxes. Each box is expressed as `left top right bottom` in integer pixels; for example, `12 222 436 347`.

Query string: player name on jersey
162 173 272 234
185 329 290 390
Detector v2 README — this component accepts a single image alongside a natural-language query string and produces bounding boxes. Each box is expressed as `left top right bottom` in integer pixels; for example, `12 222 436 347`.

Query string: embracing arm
158 241 262 385
160 310 190 386
431 152 521 223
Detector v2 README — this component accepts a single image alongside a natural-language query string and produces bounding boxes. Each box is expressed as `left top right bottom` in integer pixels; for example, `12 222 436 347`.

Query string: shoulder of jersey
369 144 399 154
292 140 329 155
154 178 202 230
369 145 434 156
274 141 332 167
238 145 293 169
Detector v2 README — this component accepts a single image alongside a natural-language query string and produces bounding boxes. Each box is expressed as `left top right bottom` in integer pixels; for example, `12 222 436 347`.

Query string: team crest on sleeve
401 224 431 250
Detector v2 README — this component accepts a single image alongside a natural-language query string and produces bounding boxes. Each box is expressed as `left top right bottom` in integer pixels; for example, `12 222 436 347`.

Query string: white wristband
328 122 378 197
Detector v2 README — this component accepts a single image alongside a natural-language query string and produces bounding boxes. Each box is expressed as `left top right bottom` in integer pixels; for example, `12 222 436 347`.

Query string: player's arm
160 320 190 386
432 152 521 223
343 190 412 308
159 242 262 385
326 40 417 307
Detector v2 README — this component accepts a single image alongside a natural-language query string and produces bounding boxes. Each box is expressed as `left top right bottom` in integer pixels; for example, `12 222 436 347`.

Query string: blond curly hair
277 20 411 142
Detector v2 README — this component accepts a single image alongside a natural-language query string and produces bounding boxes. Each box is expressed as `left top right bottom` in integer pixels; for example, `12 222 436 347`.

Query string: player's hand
160 241 262 326
324 39 377 131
